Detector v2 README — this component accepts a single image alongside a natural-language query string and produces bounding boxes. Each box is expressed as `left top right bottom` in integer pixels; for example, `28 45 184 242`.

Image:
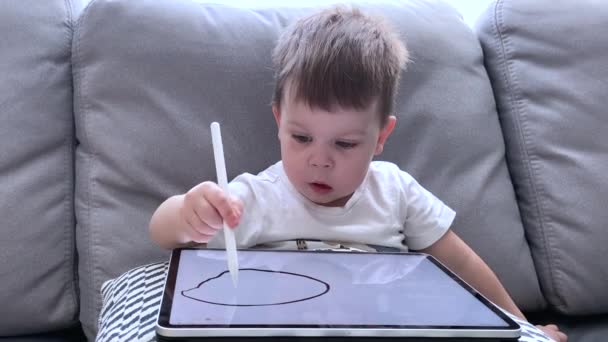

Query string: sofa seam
494 0 564 310
72 0 101 334
63 0 79 323
495 0 553 305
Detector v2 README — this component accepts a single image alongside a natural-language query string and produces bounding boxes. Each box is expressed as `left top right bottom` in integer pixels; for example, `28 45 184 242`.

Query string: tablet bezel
156 248 520 338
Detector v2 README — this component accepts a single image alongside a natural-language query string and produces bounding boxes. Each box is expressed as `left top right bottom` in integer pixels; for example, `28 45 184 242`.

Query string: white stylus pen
210 122 239 287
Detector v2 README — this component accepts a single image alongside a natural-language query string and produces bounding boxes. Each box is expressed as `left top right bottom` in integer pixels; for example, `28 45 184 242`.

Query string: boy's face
272 92 395 207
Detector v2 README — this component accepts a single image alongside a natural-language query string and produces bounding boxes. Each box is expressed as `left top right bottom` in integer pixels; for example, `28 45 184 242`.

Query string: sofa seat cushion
0 325 86 342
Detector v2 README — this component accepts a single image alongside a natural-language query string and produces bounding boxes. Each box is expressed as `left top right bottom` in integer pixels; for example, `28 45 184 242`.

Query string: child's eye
292 134 312 144
335 141 358 149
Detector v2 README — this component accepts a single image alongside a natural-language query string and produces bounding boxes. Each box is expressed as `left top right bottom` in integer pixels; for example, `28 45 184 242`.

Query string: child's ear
375 115 396 155
272 103 281 128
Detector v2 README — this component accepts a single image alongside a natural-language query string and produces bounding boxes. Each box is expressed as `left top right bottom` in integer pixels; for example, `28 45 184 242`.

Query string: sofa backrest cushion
0 0 86 336
73 0 544 336
477 0 608 314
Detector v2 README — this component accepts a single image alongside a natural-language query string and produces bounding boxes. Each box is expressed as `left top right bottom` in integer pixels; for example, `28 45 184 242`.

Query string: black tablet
156 248 520 341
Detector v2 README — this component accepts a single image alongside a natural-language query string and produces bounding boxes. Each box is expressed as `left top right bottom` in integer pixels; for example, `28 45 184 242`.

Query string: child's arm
417 229 525 319
149 181 242 249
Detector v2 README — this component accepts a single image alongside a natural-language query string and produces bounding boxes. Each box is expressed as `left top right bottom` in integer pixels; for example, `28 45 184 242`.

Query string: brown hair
271 5 409 126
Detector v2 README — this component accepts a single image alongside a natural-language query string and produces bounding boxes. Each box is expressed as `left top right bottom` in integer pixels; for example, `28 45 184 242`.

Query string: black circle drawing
181 268 330 307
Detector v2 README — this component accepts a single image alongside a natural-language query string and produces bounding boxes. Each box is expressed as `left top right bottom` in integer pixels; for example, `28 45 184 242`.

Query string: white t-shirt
208 161 455 252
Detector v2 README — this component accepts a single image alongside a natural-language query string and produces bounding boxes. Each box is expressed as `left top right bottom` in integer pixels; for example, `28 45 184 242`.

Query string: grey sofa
1 0 607 341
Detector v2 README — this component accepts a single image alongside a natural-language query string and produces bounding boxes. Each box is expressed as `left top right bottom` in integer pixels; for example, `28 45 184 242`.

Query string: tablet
156 248 520 341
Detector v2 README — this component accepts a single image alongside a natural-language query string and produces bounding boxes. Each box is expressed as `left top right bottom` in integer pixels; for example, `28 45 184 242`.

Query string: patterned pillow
96 262 554 342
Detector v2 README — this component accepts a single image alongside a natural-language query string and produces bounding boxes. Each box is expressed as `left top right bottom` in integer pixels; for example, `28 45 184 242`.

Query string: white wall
445 0 494 27
196 0 494 27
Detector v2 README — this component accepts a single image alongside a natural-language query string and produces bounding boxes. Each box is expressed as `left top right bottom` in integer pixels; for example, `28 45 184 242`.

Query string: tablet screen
160 249 515 330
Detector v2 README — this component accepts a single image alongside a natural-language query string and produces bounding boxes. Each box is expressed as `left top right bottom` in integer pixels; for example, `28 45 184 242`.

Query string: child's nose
309 149 333 168
310 160 331 168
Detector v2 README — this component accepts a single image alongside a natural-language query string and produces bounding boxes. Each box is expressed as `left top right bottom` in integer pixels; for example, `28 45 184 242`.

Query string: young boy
150 5 566 342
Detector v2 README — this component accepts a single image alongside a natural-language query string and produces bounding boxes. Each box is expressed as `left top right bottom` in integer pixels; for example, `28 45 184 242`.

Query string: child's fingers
183 186 215 227
188 227 216 243
548 331 567 342
202 184 240 228
192 197 224 230
185 182 222 229
181 206 217 244
232 197 244 214
185 206 220 234
536 325 567 342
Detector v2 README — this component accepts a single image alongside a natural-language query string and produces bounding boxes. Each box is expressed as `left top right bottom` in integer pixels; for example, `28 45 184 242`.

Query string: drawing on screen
181 268 330 306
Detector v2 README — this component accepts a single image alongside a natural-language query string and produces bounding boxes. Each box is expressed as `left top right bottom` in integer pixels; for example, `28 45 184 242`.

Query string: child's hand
179 181 243 243
536 324 567 342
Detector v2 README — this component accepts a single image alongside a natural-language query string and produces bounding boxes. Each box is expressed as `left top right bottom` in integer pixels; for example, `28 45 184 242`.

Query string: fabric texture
0 0 86 335
476 0 608 314
209 161 455 251
72 0 543 337
96 261 554 342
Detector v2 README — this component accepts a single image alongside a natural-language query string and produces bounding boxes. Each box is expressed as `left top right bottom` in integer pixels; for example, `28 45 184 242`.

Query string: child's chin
302 192 335 206
312 195 349 208
298 187 349 207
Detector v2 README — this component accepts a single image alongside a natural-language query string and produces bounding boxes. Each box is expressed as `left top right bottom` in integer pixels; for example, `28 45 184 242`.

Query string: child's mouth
310 182 333 194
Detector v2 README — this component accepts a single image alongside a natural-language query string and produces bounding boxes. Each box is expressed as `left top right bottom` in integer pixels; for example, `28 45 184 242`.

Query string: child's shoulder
368 161 417 184
369 160 400 172
257 161 284 183
228 162 283 201
369 160 407 177
231 161 282 186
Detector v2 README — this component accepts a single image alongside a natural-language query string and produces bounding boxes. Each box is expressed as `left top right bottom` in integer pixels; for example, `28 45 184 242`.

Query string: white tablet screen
168 249 509 328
